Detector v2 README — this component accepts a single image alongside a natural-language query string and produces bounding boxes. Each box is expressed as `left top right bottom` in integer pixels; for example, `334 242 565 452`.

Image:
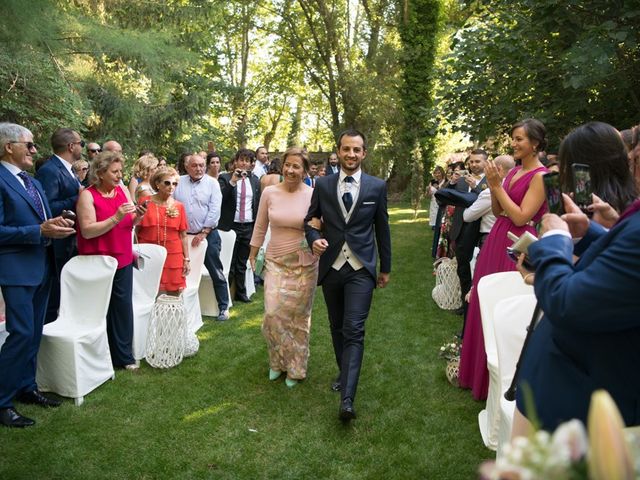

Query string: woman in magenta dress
458 119 548 400
136 167 190 293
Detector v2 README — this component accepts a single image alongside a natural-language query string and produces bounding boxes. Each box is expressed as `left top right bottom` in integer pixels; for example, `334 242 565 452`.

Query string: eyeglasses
163 180 179 186
88 148 101 153
8 141 38 150
70 140 86 148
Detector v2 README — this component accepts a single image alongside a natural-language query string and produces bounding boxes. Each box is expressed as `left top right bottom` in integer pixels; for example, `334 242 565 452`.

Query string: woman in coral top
76 151 147 370
136 167 190 293
249 147 319 388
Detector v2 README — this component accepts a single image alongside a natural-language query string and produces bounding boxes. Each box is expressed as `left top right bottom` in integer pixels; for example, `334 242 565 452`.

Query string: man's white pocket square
363 201 376 205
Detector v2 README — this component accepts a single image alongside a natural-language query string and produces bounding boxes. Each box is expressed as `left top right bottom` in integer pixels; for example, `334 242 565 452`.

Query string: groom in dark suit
305 129 391 422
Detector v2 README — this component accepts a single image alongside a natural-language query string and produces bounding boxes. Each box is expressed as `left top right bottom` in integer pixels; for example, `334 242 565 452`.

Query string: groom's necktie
18 171 45 221
342 176 354 212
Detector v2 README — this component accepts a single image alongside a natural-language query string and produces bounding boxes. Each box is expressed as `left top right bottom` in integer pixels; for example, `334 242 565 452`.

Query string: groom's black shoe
339 397 356 422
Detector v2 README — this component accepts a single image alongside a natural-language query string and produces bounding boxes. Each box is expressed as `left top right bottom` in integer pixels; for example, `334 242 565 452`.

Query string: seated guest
249 147 318 387
136 168 190 294
0 122 75 427
76 151 146 370
513 121 639 434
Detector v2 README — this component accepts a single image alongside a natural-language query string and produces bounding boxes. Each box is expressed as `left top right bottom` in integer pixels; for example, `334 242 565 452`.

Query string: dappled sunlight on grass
197 328 220 341
237 313 263 330
183 402 233 422
388 207 428 225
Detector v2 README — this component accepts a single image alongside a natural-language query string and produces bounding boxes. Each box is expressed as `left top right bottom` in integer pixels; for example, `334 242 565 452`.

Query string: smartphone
571 163 592 213
543 171 564 216
456 169 468 177
61 210 76 221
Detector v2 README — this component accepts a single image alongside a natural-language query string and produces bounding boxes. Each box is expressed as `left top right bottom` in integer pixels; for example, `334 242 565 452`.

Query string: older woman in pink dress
249 147 319 388
458 119 548 400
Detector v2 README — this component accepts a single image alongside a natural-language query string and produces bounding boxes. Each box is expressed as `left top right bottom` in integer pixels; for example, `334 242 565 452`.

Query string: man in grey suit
305 129 391 422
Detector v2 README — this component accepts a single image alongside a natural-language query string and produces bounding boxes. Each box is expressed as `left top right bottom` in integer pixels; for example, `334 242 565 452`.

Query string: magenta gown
458 166 548 400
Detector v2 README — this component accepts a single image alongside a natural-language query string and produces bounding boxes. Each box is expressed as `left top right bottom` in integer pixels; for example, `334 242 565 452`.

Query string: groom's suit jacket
304 172 391 284
517 207 640 430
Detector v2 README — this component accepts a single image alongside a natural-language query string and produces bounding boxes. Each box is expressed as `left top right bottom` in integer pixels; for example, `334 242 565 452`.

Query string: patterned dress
250 184 319 380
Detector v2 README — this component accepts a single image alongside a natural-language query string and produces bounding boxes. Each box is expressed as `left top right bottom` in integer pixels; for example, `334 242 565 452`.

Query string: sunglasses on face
88 148 101 153
163 180 179 186
8 141 38 150
70 140 86 148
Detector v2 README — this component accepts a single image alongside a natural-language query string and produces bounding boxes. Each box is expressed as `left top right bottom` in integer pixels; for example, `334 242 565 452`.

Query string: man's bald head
102 140 122 154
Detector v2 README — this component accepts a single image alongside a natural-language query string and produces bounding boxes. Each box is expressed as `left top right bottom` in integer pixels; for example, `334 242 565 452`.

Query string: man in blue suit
514 195 640 433
0 123 76 427
305 129 391 422
36 128 84 324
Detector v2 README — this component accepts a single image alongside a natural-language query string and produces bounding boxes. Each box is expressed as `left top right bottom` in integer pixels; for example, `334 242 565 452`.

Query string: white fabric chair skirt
199 229 236 316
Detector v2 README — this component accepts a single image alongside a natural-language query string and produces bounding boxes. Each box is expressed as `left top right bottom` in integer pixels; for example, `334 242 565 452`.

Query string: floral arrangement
479 390 640 480
438 336 461 362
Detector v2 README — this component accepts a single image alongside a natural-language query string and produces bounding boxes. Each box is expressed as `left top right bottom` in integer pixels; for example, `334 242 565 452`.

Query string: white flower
552 419 588 462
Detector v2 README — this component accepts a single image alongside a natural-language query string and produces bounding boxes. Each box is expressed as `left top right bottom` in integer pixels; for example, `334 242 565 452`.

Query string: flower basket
446 357 460 386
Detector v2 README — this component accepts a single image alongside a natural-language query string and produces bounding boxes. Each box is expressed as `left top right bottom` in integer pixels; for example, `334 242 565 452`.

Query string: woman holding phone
458 119 548 400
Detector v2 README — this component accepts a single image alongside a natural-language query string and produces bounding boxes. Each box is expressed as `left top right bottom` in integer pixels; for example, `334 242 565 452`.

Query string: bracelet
183 258 190 262
110 216 119 225
523 273 535 284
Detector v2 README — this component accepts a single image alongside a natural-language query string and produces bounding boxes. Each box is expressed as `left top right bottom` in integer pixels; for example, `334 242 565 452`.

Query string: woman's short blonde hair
72 159 89 173
150 167 180 191
282 146 310 172
89 151 124 186
133 154 159 179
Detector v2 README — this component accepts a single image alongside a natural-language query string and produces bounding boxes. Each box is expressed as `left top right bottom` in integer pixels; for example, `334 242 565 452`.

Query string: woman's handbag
254 247 265 276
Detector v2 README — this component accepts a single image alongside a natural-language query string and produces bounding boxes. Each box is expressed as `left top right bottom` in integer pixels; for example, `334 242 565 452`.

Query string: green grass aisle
0 205 491 479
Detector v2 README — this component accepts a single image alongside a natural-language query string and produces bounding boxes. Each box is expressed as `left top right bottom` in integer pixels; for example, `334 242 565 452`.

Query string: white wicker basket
432 258 462 310
146 294 186 368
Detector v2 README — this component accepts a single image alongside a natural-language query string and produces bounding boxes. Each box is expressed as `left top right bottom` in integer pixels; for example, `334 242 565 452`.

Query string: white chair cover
183 236 207 333
132 244 167 360
145 294 186 368
199 229 236 316
477 271 534 450
494 294 538 458
36 255 118 406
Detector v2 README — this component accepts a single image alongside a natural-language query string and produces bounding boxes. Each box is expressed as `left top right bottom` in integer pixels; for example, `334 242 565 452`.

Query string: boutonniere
166 205 179 218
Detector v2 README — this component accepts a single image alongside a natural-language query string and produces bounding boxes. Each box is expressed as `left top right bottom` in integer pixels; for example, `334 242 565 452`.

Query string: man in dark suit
36 128 84 324
218 149 261 303
0 122 76 427
326 152 340 175
305 129 391 422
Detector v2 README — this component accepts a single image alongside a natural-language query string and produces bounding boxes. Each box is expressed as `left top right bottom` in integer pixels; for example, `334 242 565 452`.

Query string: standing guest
137 168 190 293
76 151 146 370
218 149 261 303
174 155 229 321
176 152 190 176
317 164 326 177
303 162 319 187
129 154 159 203
86 142 102 160
253 146 270 178
206 151 222 179
326 152 340 174
72 159 90 187
157 156 167 168
427 165 445 230
459 119 548 400
102 140 122 154
36 127 85 324
260 158 282 191
249 147 318 387
0 122 76 427
305 129 391 422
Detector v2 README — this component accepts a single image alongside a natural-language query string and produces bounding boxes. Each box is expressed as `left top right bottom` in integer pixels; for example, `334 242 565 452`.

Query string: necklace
156 203 168 247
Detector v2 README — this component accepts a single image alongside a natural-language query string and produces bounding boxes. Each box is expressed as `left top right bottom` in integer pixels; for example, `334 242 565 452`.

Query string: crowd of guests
0 124 390 427
429 119 640 435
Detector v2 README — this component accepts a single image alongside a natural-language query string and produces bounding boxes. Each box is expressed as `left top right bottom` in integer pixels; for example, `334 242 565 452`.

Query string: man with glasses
174 154 230 321
36 128 85 324
0 122 76 427
86 142 101 160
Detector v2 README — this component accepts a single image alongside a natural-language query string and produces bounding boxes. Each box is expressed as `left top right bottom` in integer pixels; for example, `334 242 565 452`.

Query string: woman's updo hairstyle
510 118 547 152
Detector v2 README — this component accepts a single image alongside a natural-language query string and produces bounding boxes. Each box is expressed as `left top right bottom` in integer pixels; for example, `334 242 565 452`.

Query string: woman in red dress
136 167 190 294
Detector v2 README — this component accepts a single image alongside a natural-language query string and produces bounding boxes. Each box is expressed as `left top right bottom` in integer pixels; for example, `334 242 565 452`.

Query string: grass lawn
0 204 492 479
